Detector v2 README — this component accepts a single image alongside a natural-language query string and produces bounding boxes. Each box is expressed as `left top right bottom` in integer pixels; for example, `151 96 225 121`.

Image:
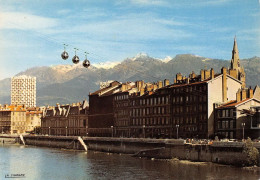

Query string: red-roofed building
215 90 260 139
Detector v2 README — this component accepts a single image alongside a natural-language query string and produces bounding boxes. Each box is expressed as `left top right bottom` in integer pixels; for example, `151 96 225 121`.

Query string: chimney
140 88 145 96
204 70 210 79
158 81 163 88
121 84 126 92
200 70 205 81
210 68 214 79
136 81 143 91
164 79 169 86
176 73 182 81
221 67 227 102
153 84 158 91
189 71 196 79
241 89 247 100
249 87 253 98
236 89 241 102
147 86 152 91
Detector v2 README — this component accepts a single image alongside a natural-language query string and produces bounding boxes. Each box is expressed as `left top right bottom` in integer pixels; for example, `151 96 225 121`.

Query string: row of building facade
1 38 259 140
0 105 42 134
40 101 89 136
87 38 260 139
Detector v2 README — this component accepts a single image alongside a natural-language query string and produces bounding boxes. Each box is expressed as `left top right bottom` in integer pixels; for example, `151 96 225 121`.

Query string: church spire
231 36 240 69
229 36 246 88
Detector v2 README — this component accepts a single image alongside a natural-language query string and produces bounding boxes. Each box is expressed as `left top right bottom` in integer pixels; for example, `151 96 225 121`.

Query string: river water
0 144 259 180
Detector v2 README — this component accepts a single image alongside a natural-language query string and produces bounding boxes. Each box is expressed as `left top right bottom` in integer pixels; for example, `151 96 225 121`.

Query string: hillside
0 54 259 106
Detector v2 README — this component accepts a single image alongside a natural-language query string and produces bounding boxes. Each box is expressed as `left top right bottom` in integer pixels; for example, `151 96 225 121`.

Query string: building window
222 121 226 129
218 110 222 118
225 109 230 117
230 131 233 139
226 121 229 129
230 120 234 129
154 107 157 114
218 121 221 129
180 117 183 124
222 110 225 117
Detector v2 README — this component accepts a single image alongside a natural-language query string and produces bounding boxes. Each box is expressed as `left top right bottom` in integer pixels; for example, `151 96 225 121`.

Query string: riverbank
1 135 259 167
0 135 19 144
2 145 259 180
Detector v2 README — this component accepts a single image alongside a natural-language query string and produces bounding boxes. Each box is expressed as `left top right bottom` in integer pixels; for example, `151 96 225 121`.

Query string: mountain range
0 53 259 106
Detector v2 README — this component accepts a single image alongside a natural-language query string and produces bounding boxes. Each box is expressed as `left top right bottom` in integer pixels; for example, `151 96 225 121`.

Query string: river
0 144 259 180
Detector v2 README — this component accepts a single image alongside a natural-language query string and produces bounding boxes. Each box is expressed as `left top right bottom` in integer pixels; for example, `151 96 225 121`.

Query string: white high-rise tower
11 75 36 107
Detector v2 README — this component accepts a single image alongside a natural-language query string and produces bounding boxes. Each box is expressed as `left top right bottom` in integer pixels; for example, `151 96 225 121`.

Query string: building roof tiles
217 98 251 108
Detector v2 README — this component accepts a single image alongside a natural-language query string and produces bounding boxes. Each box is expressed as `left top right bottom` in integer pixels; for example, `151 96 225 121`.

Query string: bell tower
229 36 246 88
231 36 240 70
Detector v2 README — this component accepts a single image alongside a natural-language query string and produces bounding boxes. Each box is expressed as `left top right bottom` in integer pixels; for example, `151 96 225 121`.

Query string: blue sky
0 0 259 80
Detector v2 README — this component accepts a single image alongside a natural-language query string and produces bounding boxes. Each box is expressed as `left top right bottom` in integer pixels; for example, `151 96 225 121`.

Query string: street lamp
111 126 114 137
143 125 146 138
66 126 68 137
241 123 245 141
49 127 50 136
176 125 179 139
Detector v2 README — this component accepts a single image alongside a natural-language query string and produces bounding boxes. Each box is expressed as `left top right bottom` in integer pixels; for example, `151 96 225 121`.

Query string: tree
243 137 259 166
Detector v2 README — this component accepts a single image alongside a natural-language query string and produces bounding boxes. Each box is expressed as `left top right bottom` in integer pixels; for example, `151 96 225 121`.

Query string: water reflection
0 145 259 180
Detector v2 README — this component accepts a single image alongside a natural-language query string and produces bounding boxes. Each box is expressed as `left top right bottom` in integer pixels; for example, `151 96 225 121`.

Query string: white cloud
57 13 192 43
0 12 58 30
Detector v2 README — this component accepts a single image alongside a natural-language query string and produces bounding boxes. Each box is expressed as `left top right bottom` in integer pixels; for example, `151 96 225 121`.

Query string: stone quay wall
1 135 259 166
0 135 19 144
